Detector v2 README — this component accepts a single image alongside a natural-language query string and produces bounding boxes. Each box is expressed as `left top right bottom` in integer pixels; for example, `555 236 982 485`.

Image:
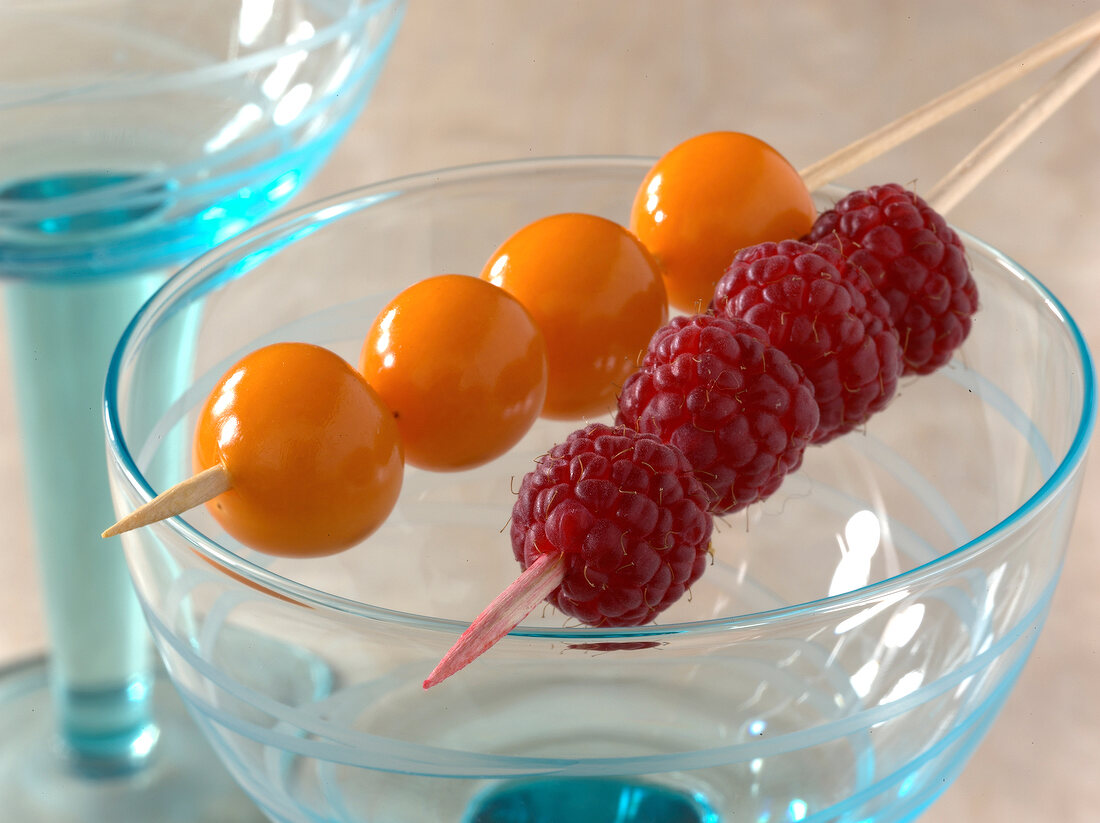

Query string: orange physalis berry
482 213 667 420
193 342 404 557
630 131 815 312
360 274 548 471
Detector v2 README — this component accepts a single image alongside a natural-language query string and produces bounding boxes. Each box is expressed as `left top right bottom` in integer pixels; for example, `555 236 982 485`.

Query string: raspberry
616 314 819 515
805 183 978 375
712 240 903 444
424 423 713 688
511 423 713 626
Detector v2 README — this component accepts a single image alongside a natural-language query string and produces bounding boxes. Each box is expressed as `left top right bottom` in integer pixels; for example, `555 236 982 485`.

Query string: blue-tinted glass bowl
105 159 1096 823
0 0 405 281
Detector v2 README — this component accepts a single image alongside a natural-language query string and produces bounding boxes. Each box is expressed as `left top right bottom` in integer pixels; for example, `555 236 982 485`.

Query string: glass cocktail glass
0 2 404 819
105 159 1095 823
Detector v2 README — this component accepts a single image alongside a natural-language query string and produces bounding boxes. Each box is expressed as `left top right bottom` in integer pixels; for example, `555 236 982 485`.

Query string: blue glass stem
4 273 165 774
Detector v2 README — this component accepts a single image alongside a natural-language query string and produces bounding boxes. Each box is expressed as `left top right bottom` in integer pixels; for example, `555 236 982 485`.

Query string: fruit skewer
423 33 1100 689
104 21 1100 548
104 276 549 547
104 20 1099 565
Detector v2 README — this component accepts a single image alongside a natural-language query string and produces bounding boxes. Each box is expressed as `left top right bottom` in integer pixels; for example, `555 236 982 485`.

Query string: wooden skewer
799 9 1100 191
926 36 1100 215
101 464 230 538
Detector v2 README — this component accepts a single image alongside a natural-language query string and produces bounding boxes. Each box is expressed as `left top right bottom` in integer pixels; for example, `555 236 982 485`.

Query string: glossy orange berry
630 131 816 312
482 213 668 420
360 274 548 471
193 342 404 557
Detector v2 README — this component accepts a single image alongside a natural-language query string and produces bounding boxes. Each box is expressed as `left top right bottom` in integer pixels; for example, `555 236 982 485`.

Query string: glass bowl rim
103 154 1098 639
0 0 405 108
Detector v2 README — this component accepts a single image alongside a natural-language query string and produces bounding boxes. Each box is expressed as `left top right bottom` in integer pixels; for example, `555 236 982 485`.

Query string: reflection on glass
834 589 907 635
205 104 264 154
850 659 880 698
262 21 316 99
882 670 925 704
238 0 276 45
883 603 926 649
829 509 881 596
273 83 314 125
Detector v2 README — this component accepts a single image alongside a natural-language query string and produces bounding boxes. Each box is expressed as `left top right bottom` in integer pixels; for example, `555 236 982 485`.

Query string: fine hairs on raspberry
712 240 904 444
423 423 714 688
617 314 820 515
511 423 713 627
806 183 978 375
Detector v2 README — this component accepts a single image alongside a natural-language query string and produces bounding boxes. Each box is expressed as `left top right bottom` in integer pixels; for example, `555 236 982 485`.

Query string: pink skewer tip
423 552 566 689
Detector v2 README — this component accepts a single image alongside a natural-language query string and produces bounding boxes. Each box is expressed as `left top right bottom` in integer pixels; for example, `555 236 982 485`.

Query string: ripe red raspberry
712 240 903 444
424 423 713 688
616 314 819 515
511 423 713 627
805 183 978 375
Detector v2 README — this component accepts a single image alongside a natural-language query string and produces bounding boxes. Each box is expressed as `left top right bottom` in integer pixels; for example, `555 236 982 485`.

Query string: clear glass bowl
104 158 1096 823
0 0 405 280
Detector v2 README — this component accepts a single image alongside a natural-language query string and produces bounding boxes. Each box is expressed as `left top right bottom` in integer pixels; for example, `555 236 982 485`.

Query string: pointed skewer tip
423 552 565 690
101 463 231 540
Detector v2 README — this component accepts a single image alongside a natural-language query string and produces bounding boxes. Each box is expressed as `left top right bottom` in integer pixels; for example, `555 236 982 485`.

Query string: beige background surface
2 2 1098 820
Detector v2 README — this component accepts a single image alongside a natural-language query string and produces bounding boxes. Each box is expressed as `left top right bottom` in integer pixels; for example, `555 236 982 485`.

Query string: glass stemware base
0 656 264 822
0 619 334 821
